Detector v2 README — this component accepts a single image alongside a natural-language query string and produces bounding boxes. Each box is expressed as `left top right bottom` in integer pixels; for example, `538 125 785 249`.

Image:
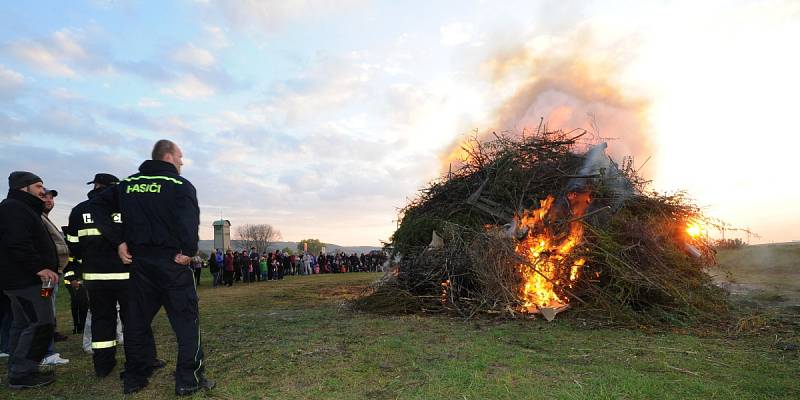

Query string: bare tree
236 224 281 253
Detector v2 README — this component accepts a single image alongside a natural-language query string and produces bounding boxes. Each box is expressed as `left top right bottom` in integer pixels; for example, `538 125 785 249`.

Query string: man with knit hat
0 171 60 389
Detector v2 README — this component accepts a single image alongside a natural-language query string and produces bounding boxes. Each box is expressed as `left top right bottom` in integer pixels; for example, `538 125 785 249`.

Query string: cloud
117 55 239 98
0 83 196 151
3 25 238 102
50 87 84 100
4 29 112 78
0 112 26 140
160 74 216 99
0 65 25 100
100 106 203 140
8 42 77 77
137 97 162 108
206 0 364 33
247 51 378 130
141 41 240 99
440 22 476 47
172 43 216 67
203 26 230 49
115 60 175 82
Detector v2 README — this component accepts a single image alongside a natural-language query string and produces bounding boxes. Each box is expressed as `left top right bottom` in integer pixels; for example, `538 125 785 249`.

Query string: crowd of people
200 249 386 287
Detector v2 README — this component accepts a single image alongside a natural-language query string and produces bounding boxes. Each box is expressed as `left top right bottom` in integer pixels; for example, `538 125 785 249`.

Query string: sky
1 0 798 246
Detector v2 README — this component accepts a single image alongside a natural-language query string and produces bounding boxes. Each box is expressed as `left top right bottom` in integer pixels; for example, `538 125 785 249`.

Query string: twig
564 206 612 224
666 364 700 377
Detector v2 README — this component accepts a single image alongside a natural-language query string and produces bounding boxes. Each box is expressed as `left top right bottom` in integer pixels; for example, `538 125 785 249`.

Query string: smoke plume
442 28 654 174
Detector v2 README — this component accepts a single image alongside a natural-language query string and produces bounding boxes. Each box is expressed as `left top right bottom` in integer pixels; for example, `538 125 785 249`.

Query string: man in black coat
0 171 60 389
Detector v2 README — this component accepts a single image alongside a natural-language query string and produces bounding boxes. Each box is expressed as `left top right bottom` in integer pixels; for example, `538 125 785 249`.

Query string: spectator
0 171 60 389
39 188 70 365
259 253 268 281
223 250 234 287
302 254 312 275
191 256 203 286
209 249 222 288
233 251 243 283
249 247 259 282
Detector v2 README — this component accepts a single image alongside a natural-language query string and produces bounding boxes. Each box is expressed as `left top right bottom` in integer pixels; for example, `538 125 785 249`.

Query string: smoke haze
442 26 653 173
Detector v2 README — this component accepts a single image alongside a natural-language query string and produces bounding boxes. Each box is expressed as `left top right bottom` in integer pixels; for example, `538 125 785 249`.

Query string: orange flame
515 191 591 313
686 221 703 239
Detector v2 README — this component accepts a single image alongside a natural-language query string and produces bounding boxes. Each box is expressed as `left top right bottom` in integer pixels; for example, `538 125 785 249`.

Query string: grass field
2 266 798 399
712 243 800 304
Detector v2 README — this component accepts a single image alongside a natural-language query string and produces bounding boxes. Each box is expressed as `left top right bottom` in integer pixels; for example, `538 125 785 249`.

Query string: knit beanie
8 171 43 190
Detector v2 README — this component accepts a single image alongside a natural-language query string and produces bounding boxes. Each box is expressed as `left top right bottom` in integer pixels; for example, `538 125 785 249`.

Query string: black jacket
65 188 128 284
0 190 58 290
208 255 219 273
233 253 244 270
91 160 199 256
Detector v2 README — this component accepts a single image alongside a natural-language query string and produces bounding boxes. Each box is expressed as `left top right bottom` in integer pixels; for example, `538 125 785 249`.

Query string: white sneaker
40 353 70 365
0 352 9 358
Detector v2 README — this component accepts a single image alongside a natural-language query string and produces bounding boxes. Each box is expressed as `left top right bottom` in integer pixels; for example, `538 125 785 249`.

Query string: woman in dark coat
223 250 234 287
233 251 242 282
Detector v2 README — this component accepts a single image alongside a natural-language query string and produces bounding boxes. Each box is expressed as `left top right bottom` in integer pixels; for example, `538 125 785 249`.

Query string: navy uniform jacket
65 188 128 284
91 160 199 257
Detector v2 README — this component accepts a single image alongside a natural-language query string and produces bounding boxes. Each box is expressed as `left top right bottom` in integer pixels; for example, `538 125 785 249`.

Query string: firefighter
65 173 164 378
91 140 213 396
61 256 88 334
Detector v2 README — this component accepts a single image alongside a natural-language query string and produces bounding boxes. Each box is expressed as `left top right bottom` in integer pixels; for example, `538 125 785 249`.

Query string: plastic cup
41 277 54 297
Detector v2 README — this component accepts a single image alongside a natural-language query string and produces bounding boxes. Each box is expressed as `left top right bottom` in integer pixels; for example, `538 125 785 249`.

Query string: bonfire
355 129 727 325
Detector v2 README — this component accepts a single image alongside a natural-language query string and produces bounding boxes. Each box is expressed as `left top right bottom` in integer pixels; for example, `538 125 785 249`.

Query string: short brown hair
151 139 176 160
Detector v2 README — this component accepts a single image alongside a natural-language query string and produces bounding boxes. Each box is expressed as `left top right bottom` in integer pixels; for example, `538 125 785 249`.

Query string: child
259 253 268 281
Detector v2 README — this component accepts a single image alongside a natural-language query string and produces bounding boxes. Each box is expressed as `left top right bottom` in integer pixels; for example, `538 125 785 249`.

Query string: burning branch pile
355 130 727 325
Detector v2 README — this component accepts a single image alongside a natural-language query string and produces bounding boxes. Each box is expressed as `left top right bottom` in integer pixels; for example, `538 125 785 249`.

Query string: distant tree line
714 238 746 249
297 238 324 254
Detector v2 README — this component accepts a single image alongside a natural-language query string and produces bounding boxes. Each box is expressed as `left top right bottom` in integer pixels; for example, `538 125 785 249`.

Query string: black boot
8 371 56 389
95 359 117 378
176 377 216 396
121 372 148 394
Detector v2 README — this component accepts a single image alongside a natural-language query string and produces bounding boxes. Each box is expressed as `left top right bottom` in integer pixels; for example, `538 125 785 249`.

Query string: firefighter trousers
124 248 205 388
66 284 89 333
87 282 128 374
